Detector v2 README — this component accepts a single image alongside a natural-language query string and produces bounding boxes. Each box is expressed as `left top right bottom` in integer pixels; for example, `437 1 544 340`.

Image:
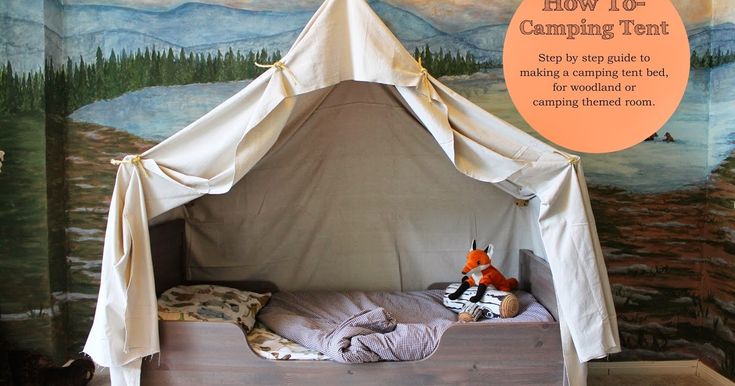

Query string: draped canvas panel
183 81 545 291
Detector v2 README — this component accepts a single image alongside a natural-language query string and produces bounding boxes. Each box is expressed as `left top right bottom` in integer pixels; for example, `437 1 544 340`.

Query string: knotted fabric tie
417 57 432 99
554 151 580 166
255 60 299 85
110 155 149 178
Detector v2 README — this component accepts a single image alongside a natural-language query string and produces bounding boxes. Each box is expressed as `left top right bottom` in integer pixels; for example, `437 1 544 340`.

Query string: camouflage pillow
247 322 330 361
158 284 270 333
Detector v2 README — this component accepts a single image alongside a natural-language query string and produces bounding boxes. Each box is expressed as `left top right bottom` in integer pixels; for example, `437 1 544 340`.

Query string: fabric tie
110 155 149 178
255 60 299 85
418 57 432 98
554 151 580 166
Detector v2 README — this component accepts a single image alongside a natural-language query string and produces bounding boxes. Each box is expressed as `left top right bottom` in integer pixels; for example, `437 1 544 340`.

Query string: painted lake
69 64 735 193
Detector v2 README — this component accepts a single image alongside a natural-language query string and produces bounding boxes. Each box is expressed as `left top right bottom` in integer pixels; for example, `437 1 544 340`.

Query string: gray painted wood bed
141 220 563 385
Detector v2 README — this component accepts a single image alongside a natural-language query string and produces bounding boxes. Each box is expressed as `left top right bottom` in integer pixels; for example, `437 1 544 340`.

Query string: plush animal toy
447 240 518 302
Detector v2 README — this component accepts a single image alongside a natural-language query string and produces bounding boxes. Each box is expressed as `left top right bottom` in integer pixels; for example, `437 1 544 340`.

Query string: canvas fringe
143 352 161 367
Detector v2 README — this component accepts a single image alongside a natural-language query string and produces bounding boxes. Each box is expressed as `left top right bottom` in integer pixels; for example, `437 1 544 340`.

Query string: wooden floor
589 374 717 386
90 370 721 386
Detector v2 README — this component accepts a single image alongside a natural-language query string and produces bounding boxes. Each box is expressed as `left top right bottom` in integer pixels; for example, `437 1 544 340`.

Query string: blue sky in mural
58 0 730 26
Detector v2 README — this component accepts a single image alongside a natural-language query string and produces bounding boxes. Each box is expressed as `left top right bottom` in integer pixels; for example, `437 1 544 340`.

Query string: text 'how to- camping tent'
83 0 621 385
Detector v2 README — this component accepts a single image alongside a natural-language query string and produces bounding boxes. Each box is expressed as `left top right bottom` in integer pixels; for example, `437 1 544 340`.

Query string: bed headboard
519 249 558 321
149 219 186 296
148 220 278 295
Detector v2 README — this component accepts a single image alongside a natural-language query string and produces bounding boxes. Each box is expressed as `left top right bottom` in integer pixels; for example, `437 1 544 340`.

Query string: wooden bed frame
142 220 563 385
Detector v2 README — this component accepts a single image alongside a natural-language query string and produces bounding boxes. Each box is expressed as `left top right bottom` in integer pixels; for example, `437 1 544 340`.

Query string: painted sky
59 0 728 31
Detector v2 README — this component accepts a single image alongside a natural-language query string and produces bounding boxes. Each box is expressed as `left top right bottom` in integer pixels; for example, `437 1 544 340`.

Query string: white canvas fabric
83 0 621 385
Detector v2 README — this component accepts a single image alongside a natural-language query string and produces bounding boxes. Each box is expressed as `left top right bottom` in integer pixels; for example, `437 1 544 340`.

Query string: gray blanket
258 290 553 363
257 290 456 363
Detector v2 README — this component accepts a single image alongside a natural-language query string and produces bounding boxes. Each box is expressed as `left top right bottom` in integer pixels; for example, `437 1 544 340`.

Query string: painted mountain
689 22 735 54
1 0 508 73
3 1 734 74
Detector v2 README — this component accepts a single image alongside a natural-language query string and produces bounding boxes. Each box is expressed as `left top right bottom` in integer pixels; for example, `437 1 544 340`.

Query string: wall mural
1 0 735 379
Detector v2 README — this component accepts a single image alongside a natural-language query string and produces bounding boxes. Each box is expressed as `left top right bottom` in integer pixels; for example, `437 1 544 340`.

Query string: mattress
477 290 554 324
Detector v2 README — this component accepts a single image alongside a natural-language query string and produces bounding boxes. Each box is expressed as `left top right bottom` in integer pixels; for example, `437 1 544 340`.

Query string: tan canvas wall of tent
82 0 621 385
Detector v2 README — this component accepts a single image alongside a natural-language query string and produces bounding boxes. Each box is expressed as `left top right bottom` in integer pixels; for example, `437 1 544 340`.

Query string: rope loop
554 151 580 166
255 60 299 84
110 154 149 178
417 57 432 98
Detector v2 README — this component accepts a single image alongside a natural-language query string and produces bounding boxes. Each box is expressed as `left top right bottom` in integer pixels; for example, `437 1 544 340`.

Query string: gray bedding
257 289 552 363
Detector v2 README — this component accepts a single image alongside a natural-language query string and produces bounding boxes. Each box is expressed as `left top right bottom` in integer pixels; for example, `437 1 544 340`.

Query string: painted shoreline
588 152 735 373
63 119 155 352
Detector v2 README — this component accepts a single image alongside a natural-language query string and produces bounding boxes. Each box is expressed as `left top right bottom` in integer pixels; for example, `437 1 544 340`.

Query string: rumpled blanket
258 289 553 363
257 290 456 363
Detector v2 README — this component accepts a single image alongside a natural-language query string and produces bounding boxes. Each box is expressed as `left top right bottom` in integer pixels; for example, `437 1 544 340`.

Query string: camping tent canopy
84 0 620 385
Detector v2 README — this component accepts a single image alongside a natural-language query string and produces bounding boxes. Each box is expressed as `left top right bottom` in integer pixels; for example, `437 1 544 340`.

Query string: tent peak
280 0 423 88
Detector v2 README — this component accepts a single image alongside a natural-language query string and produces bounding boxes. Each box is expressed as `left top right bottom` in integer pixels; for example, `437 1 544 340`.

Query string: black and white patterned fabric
459 303 484 321
443 283 512 319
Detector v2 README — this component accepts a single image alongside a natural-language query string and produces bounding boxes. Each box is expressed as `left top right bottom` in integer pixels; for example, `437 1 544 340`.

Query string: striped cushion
443 283 519 319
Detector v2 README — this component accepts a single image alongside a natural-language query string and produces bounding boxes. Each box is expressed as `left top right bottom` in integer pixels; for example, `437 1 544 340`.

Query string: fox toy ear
484 245 489 253
471 240 476 250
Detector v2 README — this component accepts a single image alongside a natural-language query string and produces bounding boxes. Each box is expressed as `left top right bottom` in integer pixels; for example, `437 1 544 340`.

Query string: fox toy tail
507 278 518 290
496 277 518 292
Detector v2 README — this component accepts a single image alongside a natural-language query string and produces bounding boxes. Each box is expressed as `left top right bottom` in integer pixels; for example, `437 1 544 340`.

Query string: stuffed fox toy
448 240 518 302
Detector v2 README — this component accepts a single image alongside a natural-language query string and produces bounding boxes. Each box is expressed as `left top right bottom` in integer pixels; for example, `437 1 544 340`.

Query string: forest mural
1 0 735 380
